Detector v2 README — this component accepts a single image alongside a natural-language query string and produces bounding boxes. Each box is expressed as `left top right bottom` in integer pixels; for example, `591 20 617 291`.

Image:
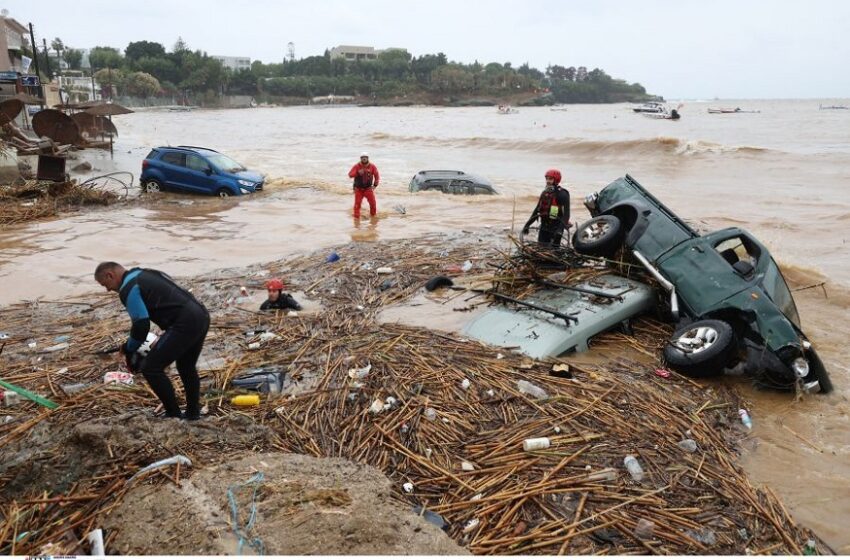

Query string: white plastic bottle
623 454 645 482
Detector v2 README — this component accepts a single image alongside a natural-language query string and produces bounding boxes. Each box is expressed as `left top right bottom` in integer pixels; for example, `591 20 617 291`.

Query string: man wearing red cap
522 169 571 247
348 152 380 219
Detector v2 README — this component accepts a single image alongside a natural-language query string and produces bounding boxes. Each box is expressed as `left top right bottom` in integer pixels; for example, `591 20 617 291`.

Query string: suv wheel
216 188 232 198
664 319 735 377
573 215 623 257
143 179 163 193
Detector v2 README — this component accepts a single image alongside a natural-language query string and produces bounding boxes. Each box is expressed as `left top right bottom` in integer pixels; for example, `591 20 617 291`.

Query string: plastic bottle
738 408 753 430
623 454 645 482
677 438 698 453
516 380 548 399
587 468 617 482
231 394 260 406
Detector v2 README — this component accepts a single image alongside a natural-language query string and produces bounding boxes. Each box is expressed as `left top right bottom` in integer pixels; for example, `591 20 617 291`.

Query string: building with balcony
0 14 28 73
212 55 251 72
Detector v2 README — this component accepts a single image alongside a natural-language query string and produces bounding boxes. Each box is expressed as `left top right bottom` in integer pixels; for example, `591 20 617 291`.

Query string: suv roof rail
174 145 219 153
417 170 465 175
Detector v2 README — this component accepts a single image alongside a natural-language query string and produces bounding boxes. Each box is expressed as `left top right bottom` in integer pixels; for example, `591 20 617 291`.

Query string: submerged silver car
409 170 497 195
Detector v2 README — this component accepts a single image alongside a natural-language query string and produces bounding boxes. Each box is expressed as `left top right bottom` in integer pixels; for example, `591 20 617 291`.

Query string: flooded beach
2 100 850 551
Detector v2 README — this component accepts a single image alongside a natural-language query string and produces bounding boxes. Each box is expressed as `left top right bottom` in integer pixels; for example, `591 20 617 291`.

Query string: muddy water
2 101 849 550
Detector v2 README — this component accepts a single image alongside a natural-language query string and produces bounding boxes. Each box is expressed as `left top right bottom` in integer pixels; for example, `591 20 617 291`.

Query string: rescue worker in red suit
522 169 571 246
348 152 380 219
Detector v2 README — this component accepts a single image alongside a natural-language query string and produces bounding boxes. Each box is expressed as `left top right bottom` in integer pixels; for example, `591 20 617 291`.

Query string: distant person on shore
94 262 209 420
348 152 380 219
522 169 571 247
260 278 302 312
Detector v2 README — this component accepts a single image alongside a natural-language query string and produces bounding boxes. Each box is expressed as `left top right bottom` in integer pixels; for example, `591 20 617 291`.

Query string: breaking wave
368 133 777 158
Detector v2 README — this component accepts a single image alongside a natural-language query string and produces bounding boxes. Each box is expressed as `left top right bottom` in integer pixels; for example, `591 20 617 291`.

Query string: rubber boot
144 374 182 418
181 374 201 421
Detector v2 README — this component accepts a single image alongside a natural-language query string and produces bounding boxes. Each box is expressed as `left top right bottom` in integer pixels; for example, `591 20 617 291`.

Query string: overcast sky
6 0 850 99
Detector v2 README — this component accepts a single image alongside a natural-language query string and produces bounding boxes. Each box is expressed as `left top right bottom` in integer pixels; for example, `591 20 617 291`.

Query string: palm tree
51 38 64 73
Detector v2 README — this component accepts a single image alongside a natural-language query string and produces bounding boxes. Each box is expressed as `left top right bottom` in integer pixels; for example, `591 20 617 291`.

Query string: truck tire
664 319 735 377
572 215 623 257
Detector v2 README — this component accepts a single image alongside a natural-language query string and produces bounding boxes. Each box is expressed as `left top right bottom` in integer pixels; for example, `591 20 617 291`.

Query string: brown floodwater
2 101 849 551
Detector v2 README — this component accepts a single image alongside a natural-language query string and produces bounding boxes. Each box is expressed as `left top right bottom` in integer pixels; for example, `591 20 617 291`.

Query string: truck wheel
664 319 735 377
572 215 623 257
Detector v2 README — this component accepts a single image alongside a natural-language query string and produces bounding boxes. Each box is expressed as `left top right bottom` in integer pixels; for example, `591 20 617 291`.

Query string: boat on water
632 101 668 113
497 104 519 114
707 107 760 114
819 104 849 110
643 108 681 120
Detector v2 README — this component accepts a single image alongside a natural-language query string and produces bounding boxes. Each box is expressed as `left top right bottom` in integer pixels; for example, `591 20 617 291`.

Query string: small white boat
632 101 668 113
708 107 760 114
819 104 849 110
497 104 519 114
643 108 681 120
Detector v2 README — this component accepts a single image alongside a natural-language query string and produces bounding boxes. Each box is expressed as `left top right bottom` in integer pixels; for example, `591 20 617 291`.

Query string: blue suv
140 146 264 197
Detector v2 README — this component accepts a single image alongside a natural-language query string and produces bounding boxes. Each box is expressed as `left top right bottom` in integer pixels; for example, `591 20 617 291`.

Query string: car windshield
761 258 801 328
207 154 246 173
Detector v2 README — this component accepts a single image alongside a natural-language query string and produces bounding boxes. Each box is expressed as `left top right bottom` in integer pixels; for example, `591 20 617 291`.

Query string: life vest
354 164 375 188
538 187 561 220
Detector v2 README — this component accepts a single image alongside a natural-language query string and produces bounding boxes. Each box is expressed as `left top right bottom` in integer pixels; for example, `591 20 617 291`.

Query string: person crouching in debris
94 262 209 420
260 278 302 311
522 168 571 247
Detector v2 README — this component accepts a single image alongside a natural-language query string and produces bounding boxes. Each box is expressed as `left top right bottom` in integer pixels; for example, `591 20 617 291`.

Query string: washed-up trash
232 394 260 406
587 468 617 482
231 367 284 394
623 454 645 482
461 260 473 272
803 538 818 555
461 461 475 471
424 407 437 421
258 332 279 341
54 334 70 343
326 251 340 263
379 279 396 291
383 396 398 411
523 437 551 451
393 204 407 215
635 518 656 539
0 379 59 409
130 454 192 481
87 528 105 556
376 267 394 274
684 528 716 546
654 368 672 378
516 379 548 399
2 390 22 407
0 332 9 340
240 286 249 296
244 328 268 337
60 382 91 394
738 408 753 430
677 439 698 453
471 493 483 501
412 505 449 531
402 482 414 493
348 363 372 379
460 378 471 390
463 518 480 534
27 341 37 350
40 342 70 353
550 363 572 378
369 398 385 414
247 342 261 350
103 371 134 385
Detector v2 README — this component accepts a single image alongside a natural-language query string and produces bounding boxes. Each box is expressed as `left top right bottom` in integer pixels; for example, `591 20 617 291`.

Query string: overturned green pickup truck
573 175 832 393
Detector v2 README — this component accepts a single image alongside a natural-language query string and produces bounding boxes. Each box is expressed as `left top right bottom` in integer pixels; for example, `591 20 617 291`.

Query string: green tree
125 40 166 62
64 48 83 70
94 68 127 97
51 38 64 70
136 56 181 84
89 46 123 70
126 72 161 98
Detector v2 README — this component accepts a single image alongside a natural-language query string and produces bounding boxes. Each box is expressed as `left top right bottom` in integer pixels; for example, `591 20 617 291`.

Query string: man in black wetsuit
522 168 571 247
94 262 209 420
260 278 302 312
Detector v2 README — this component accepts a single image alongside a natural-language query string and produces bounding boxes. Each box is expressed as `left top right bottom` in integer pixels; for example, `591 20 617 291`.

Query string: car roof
154 145 220 156
414 170 492 185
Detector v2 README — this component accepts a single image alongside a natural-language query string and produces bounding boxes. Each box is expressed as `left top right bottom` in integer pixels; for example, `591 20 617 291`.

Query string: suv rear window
145 149 159 159
161 152 185 166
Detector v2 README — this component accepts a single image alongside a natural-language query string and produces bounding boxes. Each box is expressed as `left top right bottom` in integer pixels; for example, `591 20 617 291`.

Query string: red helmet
265 278 284 291
545 169 562 184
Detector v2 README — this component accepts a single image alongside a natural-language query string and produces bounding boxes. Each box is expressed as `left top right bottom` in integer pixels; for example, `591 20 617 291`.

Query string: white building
328 45 408 62
0 14 28 72
212 55 251 72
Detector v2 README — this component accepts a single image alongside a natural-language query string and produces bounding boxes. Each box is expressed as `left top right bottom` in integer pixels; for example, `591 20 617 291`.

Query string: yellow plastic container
231 394 260 406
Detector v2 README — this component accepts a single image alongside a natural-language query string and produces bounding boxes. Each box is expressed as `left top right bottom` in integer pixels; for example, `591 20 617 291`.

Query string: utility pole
28 23 44 108
41 38 52 78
